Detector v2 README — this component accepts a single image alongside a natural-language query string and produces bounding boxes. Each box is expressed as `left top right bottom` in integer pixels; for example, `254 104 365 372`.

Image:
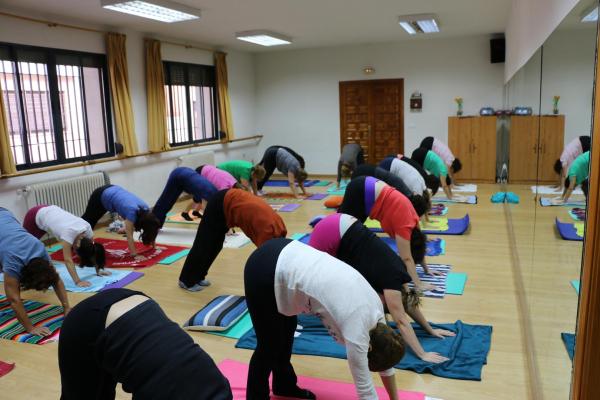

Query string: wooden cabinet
508 115 564 183
448 116 497 183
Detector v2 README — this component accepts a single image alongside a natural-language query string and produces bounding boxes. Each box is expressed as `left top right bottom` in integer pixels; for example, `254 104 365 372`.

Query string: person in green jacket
217 160 265 195
553 151 590 204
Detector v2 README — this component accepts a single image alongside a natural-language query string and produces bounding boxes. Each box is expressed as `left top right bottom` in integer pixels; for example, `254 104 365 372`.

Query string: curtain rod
158 39 215 53
0 11 105 34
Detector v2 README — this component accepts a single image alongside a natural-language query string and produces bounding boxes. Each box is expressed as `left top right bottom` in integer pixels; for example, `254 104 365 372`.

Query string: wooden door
448 116 473 180
537 115 565 183
509 116 539 182
470 116 497 182
339 79 403 164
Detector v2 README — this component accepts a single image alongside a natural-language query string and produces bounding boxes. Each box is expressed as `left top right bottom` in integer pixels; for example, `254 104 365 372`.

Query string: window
0 43 114 170
163 61 218 146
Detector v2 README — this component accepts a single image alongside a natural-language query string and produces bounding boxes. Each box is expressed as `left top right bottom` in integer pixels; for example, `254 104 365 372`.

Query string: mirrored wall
504 1 598 398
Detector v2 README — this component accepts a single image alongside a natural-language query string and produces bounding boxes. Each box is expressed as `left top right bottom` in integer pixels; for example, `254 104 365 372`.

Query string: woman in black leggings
58 288 232 400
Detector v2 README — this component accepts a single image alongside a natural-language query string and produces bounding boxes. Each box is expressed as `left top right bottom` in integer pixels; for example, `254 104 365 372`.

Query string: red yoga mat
217 359 425 400
51 238 187 268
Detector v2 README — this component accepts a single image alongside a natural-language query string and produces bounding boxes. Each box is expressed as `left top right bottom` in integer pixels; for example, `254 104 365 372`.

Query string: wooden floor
0 181 580 399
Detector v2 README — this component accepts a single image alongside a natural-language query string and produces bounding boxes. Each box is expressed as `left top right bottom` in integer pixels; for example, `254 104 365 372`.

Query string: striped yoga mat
0 295 64 345
408 264 452 298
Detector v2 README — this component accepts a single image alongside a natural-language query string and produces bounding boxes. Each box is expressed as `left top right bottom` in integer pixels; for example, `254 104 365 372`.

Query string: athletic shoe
178 280 211 292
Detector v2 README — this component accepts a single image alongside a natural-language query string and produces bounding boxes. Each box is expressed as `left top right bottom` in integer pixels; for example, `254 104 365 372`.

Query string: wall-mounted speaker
490 37 505 64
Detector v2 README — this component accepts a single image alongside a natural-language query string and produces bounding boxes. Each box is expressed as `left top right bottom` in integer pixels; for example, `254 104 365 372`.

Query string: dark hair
445 175 452 186
425 174 440 196
20 258 58 291
408 194 428 217
76 238 107 270
400 287 422 311
195 165 205 175
410 228 427 264
410 148 428 166
451 158 462 174
135 210 160 245
582 179 589 199
554 159 563 175
368 323 405 371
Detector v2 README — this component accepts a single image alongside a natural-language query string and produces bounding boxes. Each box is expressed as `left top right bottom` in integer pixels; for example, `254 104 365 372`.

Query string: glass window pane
170 85 188 144
202 86 215 140
57 64 87 159
83 66 108 155
189 85 203 141
0 60 26 165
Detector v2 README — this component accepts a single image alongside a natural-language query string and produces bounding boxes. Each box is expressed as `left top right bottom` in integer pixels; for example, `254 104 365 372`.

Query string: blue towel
236 314 492 381
561 332 575 360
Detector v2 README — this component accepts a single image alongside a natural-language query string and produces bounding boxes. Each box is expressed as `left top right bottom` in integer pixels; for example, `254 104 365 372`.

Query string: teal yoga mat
159 249 190 265
446 273 467 295
47 244 63 253
206 312 253 339
571 280 580 294
289 233 308 240
313 180 332 187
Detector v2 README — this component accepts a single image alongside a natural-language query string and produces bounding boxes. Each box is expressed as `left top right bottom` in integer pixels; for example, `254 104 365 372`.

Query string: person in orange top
179 189 287 291
339 176 436 292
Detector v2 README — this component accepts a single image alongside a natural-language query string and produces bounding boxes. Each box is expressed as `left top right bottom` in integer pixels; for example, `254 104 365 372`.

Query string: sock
192 210 203 218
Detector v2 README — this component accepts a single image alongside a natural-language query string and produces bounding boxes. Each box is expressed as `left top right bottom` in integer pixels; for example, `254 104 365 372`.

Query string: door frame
339 79 404 163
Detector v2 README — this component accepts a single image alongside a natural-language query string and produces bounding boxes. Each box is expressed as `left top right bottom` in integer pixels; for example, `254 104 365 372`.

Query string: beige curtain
106 32 138 156
0 90 16 175
145 39 170 152
214 52 234 140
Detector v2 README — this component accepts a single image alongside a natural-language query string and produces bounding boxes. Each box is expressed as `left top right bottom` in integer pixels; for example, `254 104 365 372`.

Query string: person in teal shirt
411 148 466 201
555 151 590 204
217 160 265 195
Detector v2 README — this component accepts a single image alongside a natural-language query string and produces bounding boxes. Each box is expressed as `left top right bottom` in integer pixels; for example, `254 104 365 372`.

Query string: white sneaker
178 280 211 292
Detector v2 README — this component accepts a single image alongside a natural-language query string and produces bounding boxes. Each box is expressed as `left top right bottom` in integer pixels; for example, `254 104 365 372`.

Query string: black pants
419 136 434 151
580 136 591 153
339 176 368 222
257 146 305 190
244 238 298 400
81 185 113 228
352 164 411 197
179 189 229 286
59 288 232 400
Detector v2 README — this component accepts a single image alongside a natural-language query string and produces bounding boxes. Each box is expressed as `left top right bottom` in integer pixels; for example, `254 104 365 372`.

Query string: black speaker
490 38 505 63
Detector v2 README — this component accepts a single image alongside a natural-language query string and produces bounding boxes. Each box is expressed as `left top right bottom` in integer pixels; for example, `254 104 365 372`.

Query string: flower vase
457 105 463 116
553 107 559 115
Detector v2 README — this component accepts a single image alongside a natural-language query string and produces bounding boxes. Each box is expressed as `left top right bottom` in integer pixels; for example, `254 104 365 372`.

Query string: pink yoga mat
218 359 425 400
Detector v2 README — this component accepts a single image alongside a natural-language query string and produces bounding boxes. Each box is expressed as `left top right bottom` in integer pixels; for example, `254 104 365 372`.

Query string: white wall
254 35 504 173
0 14 259 219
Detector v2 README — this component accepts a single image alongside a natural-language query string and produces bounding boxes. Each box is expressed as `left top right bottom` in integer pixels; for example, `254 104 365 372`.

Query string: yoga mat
0 360 15 377
306 193 329 200
223 232 252 248
289 233 308 240
408 264 454 298
51 238 187 268
166 210 202 224
158 249 190 265
217 359 425 400
540 198 586 207
313 180 332 187
571 280 580 294
279 203 301 212
453 183 478 192
555 219 583 241
46 244 63 253
101 271 144 290
237 316 492 381
568 208 586 221
429 204 448 216
155 227 196 246
446 273 468 295
263 179 321 187
531 185 583 195
363 215 470 235
432 195 477 204
0 295 63 345
561 333 575 361
420 218 450 232
42 264 139 293
263 192 305 203
206 312 253 339
379 236 446 257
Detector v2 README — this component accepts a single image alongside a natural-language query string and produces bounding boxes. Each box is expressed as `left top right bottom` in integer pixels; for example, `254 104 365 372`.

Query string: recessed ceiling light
236 31 292 46
581 6 598 23
398 14 440 35
101 0 200 23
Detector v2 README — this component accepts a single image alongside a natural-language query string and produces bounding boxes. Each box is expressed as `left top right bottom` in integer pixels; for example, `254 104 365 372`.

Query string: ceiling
2 0 513 52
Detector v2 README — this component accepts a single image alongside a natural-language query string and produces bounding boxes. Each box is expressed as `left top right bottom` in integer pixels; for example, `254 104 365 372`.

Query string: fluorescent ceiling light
398 14 440 35
236 31 292 46
101 0 200 23
581 6 598 23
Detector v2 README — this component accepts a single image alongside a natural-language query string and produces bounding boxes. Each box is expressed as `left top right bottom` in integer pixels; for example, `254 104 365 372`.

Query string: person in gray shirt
257 145 308 198
337 143 364 188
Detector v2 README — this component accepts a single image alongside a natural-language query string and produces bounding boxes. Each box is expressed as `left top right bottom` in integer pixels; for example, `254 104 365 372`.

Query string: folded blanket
0 295 63 345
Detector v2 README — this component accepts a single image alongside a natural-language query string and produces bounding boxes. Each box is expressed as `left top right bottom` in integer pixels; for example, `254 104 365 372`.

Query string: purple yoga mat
279 203 301 212
100 271 145 291
306 193 328 200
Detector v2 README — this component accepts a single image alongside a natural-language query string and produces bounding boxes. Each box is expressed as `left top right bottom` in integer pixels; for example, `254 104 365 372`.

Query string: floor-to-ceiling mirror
506 1 598 398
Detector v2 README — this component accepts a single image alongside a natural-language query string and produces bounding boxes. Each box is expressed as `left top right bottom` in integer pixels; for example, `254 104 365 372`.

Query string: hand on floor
76 280 92 288
134 254 147 261
28 326 51 337
430 328 456 338
420 352 449 363
98 270 112 276
417 282 439 292
550 197 564 205
425 269 444 277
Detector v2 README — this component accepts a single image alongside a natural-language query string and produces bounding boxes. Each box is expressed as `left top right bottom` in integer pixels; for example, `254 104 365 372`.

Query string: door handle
533 145 537 154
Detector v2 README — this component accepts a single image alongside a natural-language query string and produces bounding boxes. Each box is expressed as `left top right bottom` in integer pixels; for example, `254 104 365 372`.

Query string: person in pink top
554 136 591 187
419 136 462 183
196 164 242 191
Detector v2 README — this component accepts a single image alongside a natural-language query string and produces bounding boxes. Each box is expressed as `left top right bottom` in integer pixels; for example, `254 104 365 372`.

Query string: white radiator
20 172 110 217
176 151 215 169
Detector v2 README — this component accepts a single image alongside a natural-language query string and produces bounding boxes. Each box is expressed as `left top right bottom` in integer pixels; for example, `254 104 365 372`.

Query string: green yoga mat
571 280 580 294
206 312 253 339
313 180 332 187
47 244 63 253
446 273 467 295
158 249 190 265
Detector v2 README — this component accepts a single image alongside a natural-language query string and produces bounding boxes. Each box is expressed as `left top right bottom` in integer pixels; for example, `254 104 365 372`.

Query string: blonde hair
340 163 353 178
252 165 266 181
296 168 308 182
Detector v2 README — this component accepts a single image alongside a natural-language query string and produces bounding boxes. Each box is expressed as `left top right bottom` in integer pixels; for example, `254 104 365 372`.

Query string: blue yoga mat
264 180 320 187
561 332 575 360
555 219 583 241
236 315 492 381
540 198 585 207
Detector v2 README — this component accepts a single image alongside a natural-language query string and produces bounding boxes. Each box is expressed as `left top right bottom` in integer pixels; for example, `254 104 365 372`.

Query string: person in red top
179 189 287 291
339 176 435 292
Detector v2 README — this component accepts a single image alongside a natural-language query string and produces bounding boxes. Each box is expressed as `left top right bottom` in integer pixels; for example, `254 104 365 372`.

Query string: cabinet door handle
533 145 537 154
